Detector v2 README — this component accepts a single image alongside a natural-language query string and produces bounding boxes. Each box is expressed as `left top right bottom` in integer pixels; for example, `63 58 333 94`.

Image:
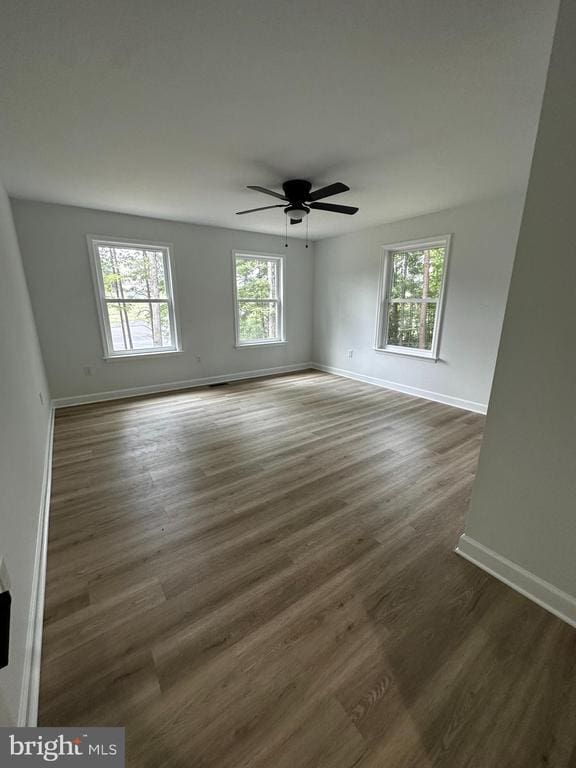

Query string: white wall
0 180 51 724
312 193 526 411
461 0 576 603
12 201 314 401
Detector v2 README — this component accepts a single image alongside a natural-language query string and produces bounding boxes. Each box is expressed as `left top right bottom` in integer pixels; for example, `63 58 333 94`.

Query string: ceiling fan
236 179 359 224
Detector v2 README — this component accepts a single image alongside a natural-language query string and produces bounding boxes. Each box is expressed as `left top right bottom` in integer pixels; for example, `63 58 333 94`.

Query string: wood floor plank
40 371 576 767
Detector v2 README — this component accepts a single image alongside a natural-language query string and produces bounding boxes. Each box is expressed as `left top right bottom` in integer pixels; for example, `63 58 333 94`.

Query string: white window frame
374 234 451 361
87 236 181 359
232 250 286 348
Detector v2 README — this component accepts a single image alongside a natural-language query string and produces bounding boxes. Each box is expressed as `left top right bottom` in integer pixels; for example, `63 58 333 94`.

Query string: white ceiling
0 1 558 240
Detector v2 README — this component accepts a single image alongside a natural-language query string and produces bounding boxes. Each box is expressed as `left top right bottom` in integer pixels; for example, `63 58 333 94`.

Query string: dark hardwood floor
40 371 576 767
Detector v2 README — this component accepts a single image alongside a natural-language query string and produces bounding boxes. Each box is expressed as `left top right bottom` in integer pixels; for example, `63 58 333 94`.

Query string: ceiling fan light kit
285 205 309 223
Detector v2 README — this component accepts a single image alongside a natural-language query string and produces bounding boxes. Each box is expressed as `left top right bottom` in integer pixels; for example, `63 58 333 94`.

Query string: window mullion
391 298 438 304
237 298 277 303
104 298 168 304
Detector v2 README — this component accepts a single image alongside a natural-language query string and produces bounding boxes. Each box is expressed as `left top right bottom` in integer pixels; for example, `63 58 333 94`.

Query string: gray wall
463 0 576 597
312 193 526 409
0 181 51 724
12 200 314 400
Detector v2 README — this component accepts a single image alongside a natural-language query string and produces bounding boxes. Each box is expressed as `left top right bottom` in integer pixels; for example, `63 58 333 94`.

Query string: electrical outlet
83 366 93 376
347 349 354 359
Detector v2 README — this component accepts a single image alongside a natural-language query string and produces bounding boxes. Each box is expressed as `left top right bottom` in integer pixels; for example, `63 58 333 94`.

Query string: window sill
373 346 440 362
235 341 287 349
103 350 183 362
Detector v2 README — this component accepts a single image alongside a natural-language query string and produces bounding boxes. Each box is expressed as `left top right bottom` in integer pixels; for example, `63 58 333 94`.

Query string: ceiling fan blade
236 205 285 215
309 201 359 215
308 182 350 201
246 185 287 201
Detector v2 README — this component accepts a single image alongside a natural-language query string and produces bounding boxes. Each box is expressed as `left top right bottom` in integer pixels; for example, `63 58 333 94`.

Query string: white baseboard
310 362 487 414
456 534 576 629
52 363 314 408
18 406 55 726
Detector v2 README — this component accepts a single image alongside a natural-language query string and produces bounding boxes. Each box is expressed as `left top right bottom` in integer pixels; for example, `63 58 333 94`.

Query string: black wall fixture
0 589 11 670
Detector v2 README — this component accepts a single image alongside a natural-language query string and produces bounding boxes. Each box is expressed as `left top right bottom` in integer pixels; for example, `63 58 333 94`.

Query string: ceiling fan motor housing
282 179 312 203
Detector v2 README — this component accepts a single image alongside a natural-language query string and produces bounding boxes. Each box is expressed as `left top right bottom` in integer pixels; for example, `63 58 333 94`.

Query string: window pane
390 247 445 300
386 301 437 350
98 246 168 300
106 301 172 352
238 301 279 342
235 257 279 300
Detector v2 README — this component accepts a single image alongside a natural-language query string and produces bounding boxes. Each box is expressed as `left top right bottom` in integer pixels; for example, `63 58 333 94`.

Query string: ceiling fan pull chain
306 215 309 248
285 215 288 248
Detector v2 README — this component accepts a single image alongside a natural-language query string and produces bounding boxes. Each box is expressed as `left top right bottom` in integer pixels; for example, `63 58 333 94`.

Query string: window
232 252 285 346
88 237 180 358
375 235 450 359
